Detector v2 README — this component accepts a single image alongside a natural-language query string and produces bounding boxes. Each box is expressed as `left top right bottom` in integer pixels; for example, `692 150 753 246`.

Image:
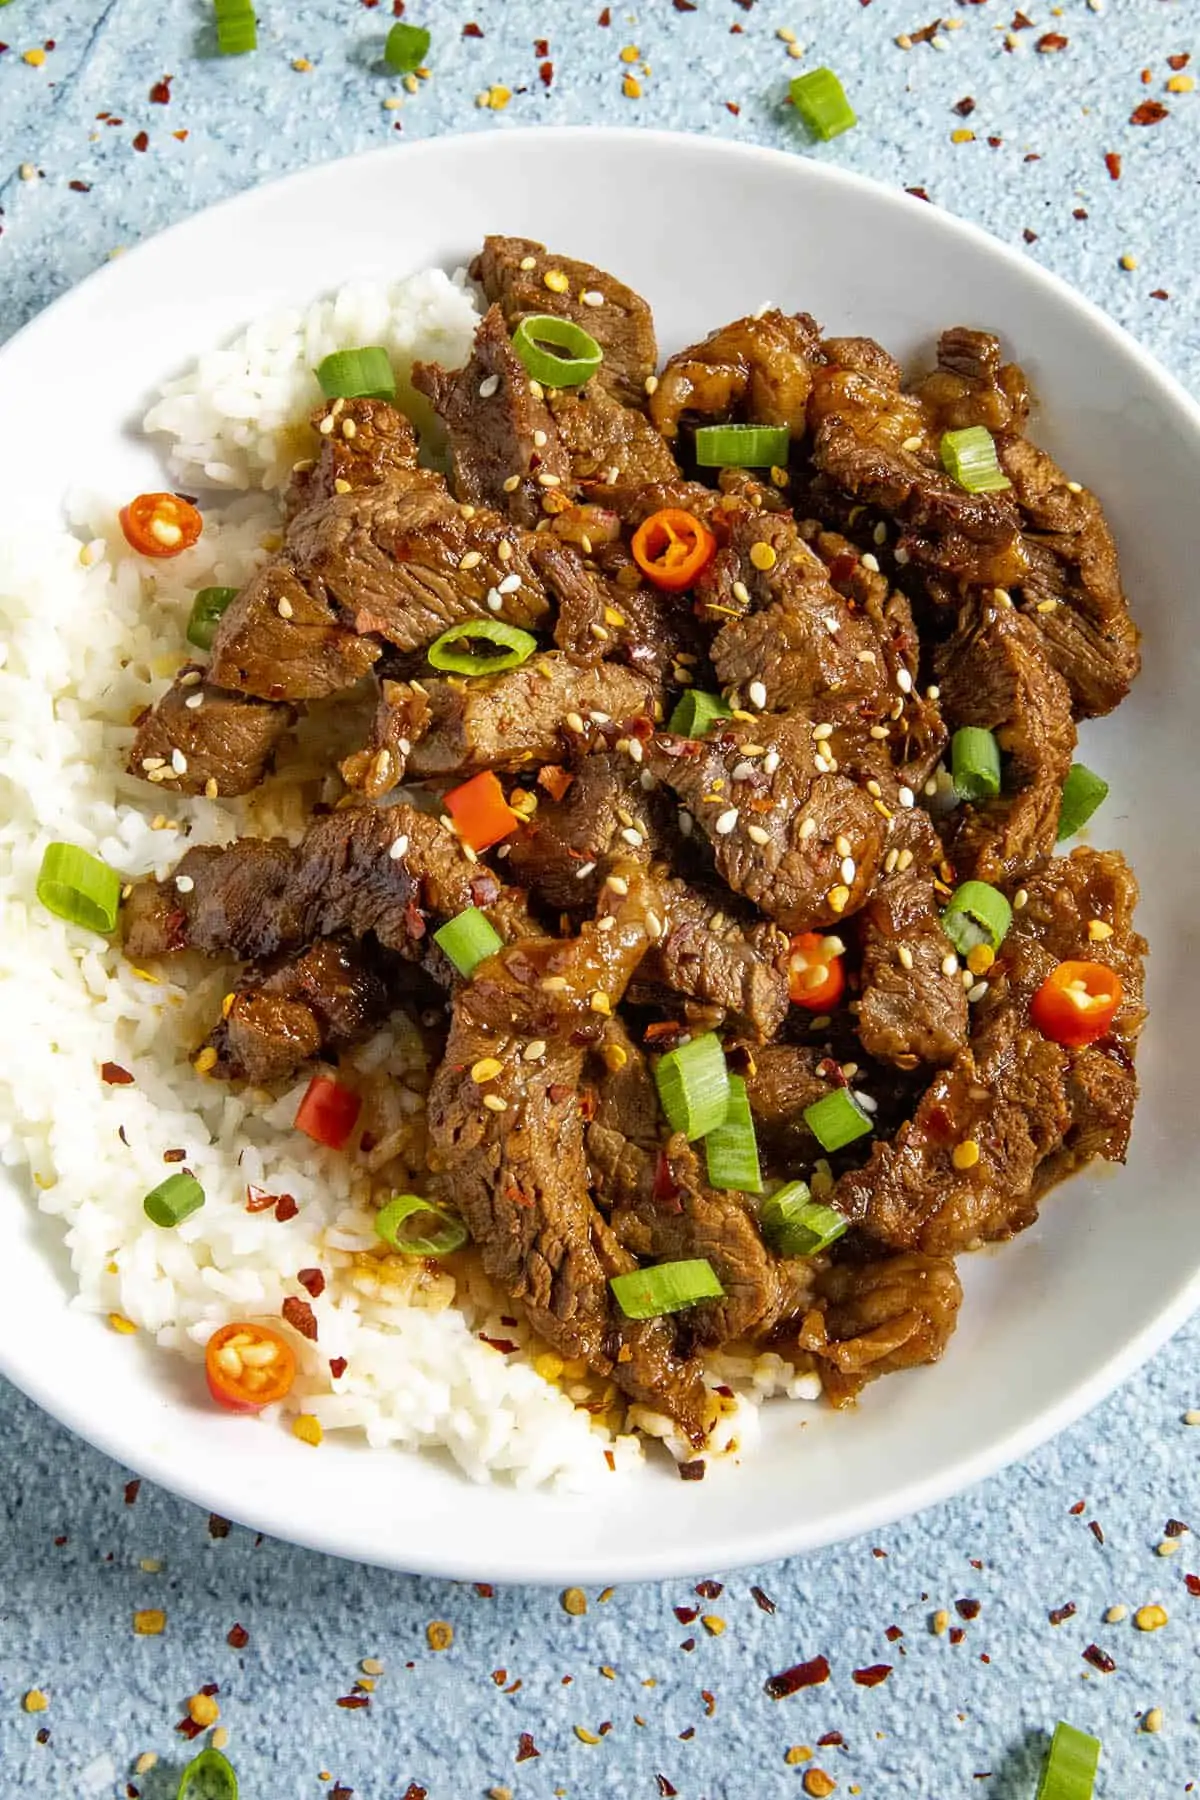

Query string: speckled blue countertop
2 3 1198 1796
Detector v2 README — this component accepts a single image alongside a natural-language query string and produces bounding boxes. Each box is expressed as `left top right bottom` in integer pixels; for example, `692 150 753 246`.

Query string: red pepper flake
1184 1573 1200 1596
1082 1643 1116 1673
969 1560 984 1572
1023 153 1041 162
208 1513 230 1538
656 1779 678 1798
678 1727 696 1741
953 96 976 116
226 1622 249 1649
480 1336 519 1354
101 1062 134 1085
1011 9 1033 25
296 1267 326 1299
282 1295 317 1341
503 1680 521 1695
872 1547 888 1560
538 764 573 800
701 1690 716 1716
329 1788 353 1800
988 135 1003 147
1150 289 1170 301
597 5 611 22
132 131 149 153
955 1598 981 1621
884 1625 904 1642
1140 68 1152 85
162 1148 186 1164
678 1460 705 1482
534 38 549 55
1088 1520 1104 1546
123 1479 141 1505
1168 53 1190 71
980 1653 991 1664
245 1185 276 1213
336 1694 370 1710
853 1664 893 1687
53 1536 67 1547
1104 151 1122 180
491 1669 507 1686
402 1788 427 1800
329 1357 347 1380
695 1579 723 1600
751 1585 776 1614
176 1717 204 1741
275 1193 299 1223
674 1605 699 1624
817 1732 845 1748
516 1733 540 1762
1073 208 1089 220
679 1637 696 1653
725 101 740 115
1131 100 1169 126
949 1627 966 1646
1165 1518 1190 1537
1048 1602 1076 1626
765 1655 830 1699
462 20 483 36
1036 32 1067 52
539 60 553 86
149 75 172 102
35 1728 50 1745
906 186 931 203
1069 1499 1087 1515
673 0 697 9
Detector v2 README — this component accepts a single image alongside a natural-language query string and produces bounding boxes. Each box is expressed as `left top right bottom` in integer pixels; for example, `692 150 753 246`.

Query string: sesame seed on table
1 0 1198 1794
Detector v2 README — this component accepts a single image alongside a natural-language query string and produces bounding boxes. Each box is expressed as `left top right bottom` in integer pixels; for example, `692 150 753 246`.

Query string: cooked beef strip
471 236 658 410
742 1043 836 1169
503 752 664 913
836 847 1145 1254
123 803 534 965
809 1250 963 1406
425 863 710 1438
547 381 680 493
285 392 425 519
411 304 573 529
204 936 396 1085
855 808 969 1069
911 326 1031 437
628 880 791 1043
128 670 295 799
935 598 1076 884
648 714 890 933
649 310 822 441
208 558 382 704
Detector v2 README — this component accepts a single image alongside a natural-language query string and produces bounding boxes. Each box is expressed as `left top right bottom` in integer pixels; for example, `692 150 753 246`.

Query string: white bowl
1 128 1197 1583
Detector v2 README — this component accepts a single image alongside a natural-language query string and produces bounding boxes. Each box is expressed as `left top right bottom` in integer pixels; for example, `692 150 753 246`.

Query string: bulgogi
123 237 1146 1459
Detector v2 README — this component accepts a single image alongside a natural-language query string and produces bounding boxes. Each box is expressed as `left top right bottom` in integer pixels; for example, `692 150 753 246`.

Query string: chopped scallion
668 690 732 738
375 1193 467 1257
384 21 431 73
760 1181 849 1257
950 726 1002 802
213 0 256 55
315 346 396 402
36 843 122 935
704 1075 762 1194
694 424 791 469
143 1172 205 1229
511 314 604 388
789 68 857 142
1034 1722 1100 1800
187 586 238 652
610 1258 725 1320
941 879 1012 956
427 618 538 675
803 1088 872 1153
654 1033 731 1141
177 1747 239 1799
940 426 1012 494
433 907 503 978
1056 763 1108 841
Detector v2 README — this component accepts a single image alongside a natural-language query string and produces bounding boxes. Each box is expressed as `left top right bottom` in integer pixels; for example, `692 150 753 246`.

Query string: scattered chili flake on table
226 1622 249 1649
751 1586 777 1614
955 1598 981 1620
336 1694 370 1710
208 1513 231 1538
1131 100 1169 125
656 1779 678 1798
1036 32 1067 51
1184 1574 1200 1596
949 1627 965 1646
954 96 976 116
1104 150 1122 179
765 1655 831 1698
515 1733 540 1762
1082 1643 1117 1673
884 1625 904 1643
123 1479 141 1505
701 1690 716 1716
132 131 149 152
561 1587 587 1615
853 1664 893 1687
1164 1518 1190 1537
426 1620 454 1651
679 1636 696 1653
1088 1520 1105 1546
674 1605 699 1624
1048 1602 1077 1626
696 1579 723 1599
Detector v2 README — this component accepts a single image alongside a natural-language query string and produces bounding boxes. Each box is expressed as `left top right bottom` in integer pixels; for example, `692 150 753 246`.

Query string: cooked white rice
0 273 819 1489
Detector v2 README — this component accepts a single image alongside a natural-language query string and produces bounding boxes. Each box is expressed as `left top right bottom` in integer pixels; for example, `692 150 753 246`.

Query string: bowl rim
2 124 1198 1581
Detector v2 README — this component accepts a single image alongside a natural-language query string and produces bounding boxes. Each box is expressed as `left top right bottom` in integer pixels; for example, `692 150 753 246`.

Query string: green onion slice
36 843 122 935
315 346 396 402
1056 763 1108 842
668 690 732 738
1035 1722 1100 1800
940 426 1012 494
213 0 256 55
610 1258 725 1320
178 1747 239 1800
654 1033 731 1141
511 314 604 388
704 1075 763 1194
434 907 503 978
427 618 538 675
384 21 431 73
143 1172 205 1229
803 1088 873 1154
941 879 1012 956
694 424 791 469
187 586 238 652
760 1181 849 1257
789 68 857 142
375 1192 467 1257
950 726 1002 802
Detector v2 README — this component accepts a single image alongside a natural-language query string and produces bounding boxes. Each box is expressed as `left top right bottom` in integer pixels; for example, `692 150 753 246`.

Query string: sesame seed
184 692 204 711
483 1094 508 1113
812 722 834 741
388 834 409 861
645 910 663 940
620 827 644 847
924 777 939 796
840 857 856 885
204 778 219 799
884 847 900 874
277 596 294 619
827 885 850 913
834 833 852 856
715 808 739 836
342 417 358 440
749 541 777 572
873 522 887 546
747 824 771 846
748 680 768 710
519 254 537 270
319 414 335 436
992 587 1012 607
854 1090 878 1113
1143 1708 1165 1735
941 952 959 976
581 289 604 308
334 478 352 494
478 373 501 399
869 724 890 740
861 552 881 573
498 572 522 594
538 472 562 488
486 589 503 613
898 945 915 971
1157 1540 1180 1557
1066 480 1084 494
502 474 521 493
1036 598 1059 613
605 875 630 899
894 545 910 565
590 990 612 1015
543 269 570 294
677 809 693 836
967 981 989 1003
180 669 203 687
777 25 797 42
732 580 751 607
731 760 756 782
897 668 913 694
901 434 923 453
460 549 483 570
865 780 883 800
799 817 817 840
952 1139 980 1170
1013 888 1029 910
899 786 915 809
763 750 781 775
628 739 644 764
171 749 188 775
1183 1410 1200 1426
824 616 840 636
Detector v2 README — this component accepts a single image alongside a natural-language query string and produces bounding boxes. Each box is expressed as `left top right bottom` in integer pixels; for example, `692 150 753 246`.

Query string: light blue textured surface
1 3 1198 1795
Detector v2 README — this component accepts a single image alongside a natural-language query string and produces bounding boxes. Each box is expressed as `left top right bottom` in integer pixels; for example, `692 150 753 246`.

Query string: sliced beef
547 381 679 492
286 393 423 519
810 1250 963 1406
649 310 822 442
935 598 1076 884
628 881 791 1043
743 1044 836 1168
122 803 534 965
912 327 1031 436
836 848 1145 1253
856 809 969 1069
471 236 658 409
425 864 709 1439
503 752 662 912
128 670 294 799
552 536 706 694
997 434 1139 718
208 559 381 704
204 936 396 1085
411 304 573 529
648 715 889 933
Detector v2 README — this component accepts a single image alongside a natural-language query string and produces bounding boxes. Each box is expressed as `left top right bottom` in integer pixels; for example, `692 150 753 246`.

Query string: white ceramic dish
1 128 1197 1583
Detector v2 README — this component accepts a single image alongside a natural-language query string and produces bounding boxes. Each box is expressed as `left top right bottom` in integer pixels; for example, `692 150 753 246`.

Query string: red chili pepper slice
631 508 717 592
205 1321 296 1413
119 492 203 559
294 1074 361 1149
787 931 847 1011
445 769 519 852
1030 959 1122 1049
